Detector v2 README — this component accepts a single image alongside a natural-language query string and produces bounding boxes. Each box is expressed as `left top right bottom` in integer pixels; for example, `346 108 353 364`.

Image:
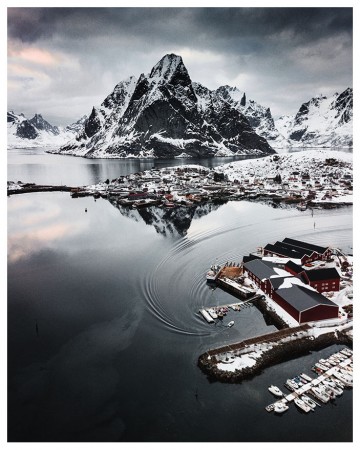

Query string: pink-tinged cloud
19 47 60 66
9 42 60 67
8 62 50 80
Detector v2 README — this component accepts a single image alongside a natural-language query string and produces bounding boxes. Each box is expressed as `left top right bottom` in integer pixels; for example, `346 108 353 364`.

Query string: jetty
265 350 353 414
199 294 262 323
7 182 76 196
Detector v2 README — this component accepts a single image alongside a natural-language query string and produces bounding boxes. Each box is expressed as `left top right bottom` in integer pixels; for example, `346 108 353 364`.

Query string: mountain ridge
8 54 353 154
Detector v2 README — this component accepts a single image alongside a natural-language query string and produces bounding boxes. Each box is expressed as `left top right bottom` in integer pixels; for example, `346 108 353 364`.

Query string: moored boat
315 362 329 371
294 397 311 413
322 380 343 396
300 372 312 382
340 348 352 357
268 385 284 397
207 308 218 319
311 386 330 403
331 377 345 390
273 402 289 414
285 379 299 391
301 395 317 410
206 264 221 282
333 370 353 387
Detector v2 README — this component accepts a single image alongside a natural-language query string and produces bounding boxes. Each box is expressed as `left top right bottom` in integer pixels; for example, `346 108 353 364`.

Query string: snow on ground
217 149 352 179
217 352 261 373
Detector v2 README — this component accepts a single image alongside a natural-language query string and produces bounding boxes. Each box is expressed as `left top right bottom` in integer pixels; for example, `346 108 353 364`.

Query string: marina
265 349 353 414
198 295 260 323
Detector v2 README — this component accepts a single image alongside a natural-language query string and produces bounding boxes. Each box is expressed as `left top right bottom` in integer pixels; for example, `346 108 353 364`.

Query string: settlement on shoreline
7 151 353 212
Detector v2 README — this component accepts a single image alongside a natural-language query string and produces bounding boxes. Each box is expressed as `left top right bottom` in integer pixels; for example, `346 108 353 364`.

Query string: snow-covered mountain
55 53 274 158
275 88 353 148
207 85 353 150
212 85 289 148
7 111 87 148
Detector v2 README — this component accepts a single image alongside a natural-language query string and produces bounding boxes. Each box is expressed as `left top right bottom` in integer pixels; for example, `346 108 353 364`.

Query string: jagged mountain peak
149 53 185 82
55 53 274 158
216 85 246 104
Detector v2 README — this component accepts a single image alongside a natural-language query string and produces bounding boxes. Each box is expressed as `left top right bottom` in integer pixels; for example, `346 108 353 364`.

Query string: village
73 151 353 210
197 236 353 414
7 151 353 212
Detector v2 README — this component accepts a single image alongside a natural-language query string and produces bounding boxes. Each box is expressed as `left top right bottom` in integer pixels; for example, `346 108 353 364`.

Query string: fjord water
7 149 353 442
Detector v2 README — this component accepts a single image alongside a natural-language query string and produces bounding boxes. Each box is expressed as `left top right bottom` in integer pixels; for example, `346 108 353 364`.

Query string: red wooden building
243 259 339 324
264 238 332 265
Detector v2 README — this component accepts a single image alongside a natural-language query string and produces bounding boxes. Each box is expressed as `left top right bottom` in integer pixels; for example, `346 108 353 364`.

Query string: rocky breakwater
198 326 352 383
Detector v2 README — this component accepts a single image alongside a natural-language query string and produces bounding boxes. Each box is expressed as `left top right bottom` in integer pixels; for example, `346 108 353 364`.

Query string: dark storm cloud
7 7 353 125
8 7 352 46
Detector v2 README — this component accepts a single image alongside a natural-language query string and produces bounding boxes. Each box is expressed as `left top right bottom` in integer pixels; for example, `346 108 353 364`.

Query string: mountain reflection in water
109 198 227 236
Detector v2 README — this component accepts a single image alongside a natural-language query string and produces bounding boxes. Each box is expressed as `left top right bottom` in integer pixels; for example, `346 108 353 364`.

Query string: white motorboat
311 386 330 403
294 397 311 413
285 379 299 391
301 395 317 410
227 321 235 328
273 402 289 414
207 308 218 319
206 270 217 281
322 380 343 396
340 348 352 357
319 384 336 399
315 362 329 371
331 377 345 390
206 264 221 282
268 385 284 397
300 372 312 382
333 370 353 387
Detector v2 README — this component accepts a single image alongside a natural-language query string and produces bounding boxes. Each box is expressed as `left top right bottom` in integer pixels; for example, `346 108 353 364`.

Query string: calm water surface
7 149 353 442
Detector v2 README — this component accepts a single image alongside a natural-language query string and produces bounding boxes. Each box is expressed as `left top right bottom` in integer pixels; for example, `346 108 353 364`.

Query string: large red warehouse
274 284 339 323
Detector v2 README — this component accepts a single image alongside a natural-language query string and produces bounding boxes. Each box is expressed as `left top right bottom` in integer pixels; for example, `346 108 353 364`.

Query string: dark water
7 147 261 186
7 149 353 442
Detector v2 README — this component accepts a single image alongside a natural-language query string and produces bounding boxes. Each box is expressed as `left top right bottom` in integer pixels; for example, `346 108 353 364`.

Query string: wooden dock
266 353 353 413
199 294 262 323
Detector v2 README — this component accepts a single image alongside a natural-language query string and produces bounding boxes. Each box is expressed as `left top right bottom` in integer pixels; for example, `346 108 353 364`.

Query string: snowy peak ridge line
7 111 88 148
55 53 274 159
281 88 353 147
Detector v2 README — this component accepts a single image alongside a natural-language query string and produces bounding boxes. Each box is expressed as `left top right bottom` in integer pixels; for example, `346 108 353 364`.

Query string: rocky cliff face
213 85 290 149
57 54 275 158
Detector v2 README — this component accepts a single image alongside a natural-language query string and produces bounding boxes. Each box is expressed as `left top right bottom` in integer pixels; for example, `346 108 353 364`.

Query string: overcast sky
7 6 353 126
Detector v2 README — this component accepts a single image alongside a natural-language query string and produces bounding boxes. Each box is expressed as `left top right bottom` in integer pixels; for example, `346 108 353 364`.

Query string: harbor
265 348 353 414
198 237 353 387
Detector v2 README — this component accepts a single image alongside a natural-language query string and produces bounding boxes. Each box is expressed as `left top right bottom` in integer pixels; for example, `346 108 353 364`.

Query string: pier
7 183 75 196
265 351 353 413
199 294 262 323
